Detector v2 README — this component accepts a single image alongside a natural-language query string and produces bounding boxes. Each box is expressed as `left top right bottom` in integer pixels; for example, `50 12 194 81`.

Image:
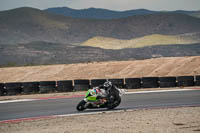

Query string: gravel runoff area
0 107 200 133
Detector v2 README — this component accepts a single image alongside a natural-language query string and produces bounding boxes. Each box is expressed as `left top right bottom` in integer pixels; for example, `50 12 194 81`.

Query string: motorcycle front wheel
76 100 87 111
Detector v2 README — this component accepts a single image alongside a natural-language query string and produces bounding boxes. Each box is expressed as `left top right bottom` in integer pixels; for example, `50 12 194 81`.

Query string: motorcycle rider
77 80 124 111
87 81 112 104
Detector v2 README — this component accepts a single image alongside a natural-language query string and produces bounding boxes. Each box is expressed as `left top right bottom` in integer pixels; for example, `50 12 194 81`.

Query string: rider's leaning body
86 81 112 103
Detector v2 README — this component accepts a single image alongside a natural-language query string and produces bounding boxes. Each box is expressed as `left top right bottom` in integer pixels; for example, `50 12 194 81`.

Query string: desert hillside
1 7 200 44
1 7 200 67
82 33 200 49
0 56 200 83
1 42 200 67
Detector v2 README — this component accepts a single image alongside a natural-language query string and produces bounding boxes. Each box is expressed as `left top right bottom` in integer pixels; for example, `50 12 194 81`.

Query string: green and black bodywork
76 85 122 111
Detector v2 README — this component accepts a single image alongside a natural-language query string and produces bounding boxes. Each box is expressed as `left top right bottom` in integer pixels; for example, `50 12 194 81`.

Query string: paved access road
0 89 200 121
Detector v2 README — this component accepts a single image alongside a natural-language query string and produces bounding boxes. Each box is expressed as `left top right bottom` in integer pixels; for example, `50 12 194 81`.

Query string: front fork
83 98 90 108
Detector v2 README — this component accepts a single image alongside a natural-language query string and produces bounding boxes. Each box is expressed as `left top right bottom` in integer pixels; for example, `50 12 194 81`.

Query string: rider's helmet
103 81 112 90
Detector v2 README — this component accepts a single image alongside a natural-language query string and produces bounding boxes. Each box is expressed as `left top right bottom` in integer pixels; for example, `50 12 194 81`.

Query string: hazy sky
0 0 200 11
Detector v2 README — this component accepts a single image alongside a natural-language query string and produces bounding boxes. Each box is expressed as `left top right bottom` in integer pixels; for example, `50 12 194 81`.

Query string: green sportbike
76 85 126 111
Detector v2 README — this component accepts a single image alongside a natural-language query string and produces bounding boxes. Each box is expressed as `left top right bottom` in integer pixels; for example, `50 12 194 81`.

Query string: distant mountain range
1 7 200 66
44 7 156 19
1 7 200 44
45 7 200 19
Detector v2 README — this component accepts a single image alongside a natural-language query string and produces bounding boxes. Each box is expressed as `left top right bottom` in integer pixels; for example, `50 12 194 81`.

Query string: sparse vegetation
1 41 200 67
0 62 17 68
0 41 200 67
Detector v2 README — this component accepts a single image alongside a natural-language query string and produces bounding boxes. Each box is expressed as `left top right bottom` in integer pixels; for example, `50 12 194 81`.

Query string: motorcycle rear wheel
107 94 121 110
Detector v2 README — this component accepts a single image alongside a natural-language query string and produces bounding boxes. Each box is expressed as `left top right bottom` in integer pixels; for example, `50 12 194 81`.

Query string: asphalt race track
0 89 200 121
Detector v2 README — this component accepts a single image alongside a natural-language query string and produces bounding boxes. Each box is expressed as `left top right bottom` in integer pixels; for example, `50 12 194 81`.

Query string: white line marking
52 102 200 118
0 99 37 104
57 112 103 117
56 110 126 117
125 89 192 94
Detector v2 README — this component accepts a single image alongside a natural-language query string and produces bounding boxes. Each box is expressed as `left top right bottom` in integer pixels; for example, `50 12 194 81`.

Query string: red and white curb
0 95 85 104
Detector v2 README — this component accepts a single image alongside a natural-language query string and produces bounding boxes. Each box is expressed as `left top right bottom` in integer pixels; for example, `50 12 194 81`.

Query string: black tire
142 82 159 88
159 77 176 82
107 89 121 110
177 81 194 87
195 76 200 86
108 79 124 88
177 76 194 87
125 78 141 89
39 86 55 94
159 77 176 88
76 100 87 111
40 81 56 86
0 83 5 96
195 81 200 86
57 80 73 92
39 81 56 93
142 77 159 82
74 80 89 85
142 77 159 88
196 75 200 81
107 94 121 110
160 82 176 88
4 82 22 95
177 76 194 81
74 80 90 91
22 82 39 94
112 95 121 108
91 79 106 87
74 85 89 91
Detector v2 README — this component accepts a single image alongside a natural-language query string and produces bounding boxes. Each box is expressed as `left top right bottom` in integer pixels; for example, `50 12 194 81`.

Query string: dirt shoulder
0 107 199 133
